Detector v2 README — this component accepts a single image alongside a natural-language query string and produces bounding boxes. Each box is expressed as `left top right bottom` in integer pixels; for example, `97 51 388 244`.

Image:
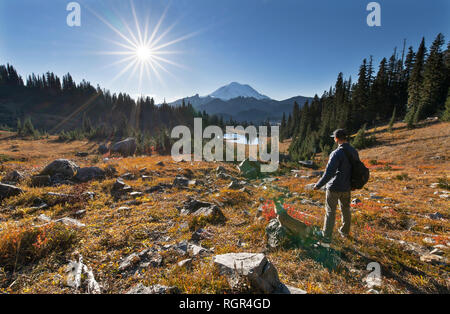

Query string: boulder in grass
173 176 190 188
0 183 23 201
213 253 281 293
98 144 109 155
126 283 179 294
111 179 132 197
3 170 25 184
31 175 51 187
40 159 79 179
111 138 137 157
193 205 226 225
74 167 105 183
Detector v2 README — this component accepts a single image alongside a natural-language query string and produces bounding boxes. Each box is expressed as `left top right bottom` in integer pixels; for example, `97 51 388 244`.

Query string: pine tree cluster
282 34 449 161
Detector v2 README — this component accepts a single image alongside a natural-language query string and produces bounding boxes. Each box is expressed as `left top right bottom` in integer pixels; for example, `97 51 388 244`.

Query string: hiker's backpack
342 148 370 190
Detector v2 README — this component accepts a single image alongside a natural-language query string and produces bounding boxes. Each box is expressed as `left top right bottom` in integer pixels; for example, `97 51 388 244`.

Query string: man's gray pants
323 190 351 239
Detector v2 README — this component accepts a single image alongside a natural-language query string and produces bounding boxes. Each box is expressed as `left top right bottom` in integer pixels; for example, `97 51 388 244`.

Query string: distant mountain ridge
168 82 312 122
210 82 270 101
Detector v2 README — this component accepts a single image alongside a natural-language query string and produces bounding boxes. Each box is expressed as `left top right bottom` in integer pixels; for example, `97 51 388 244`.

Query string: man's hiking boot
338 231 350 239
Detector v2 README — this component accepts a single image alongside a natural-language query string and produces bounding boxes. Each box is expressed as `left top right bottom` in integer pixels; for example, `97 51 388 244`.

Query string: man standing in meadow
313 129 360 246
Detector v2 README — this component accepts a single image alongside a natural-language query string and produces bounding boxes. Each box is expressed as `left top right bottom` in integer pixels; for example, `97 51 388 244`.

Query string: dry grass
0 122 449 294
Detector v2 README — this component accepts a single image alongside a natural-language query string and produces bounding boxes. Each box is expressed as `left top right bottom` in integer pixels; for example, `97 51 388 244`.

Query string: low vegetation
0 120 448 294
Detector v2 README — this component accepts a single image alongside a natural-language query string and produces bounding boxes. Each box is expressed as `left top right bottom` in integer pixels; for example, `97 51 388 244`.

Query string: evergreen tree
416 33 447 121
441 89 450 121
405 38 426 127
388 107 396 132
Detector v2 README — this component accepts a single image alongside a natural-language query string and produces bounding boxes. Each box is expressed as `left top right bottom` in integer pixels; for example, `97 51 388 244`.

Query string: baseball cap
330 129 347 139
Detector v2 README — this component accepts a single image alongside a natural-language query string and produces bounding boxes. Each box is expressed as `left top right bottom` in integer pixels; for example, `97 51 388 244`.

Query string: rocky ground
0 121 448 294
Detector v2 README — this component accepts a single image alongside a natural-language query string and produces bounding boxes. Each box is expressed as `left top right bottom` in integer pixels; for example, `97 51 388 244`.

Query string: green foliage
438 177 449 190
282 33 449 160
388 107 396 132
395 173 410 181
16 117 41 139
441 90 450 121
352 125 377 150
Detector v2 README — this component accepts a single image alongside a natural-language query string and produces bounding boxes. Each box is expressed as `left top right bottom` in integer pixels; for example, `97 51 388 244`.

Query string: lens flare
89 0 198 93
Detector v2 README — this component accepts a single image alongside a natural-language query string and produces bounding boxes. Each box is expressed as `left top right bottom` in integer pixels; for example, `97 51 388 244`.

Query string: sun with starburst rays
90 1 198 93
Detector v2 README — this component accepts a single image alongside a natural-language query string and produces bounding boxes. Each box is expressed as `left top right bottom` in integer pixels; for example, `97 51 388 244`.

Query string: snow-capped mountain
167 82 313 122
209 82 270 101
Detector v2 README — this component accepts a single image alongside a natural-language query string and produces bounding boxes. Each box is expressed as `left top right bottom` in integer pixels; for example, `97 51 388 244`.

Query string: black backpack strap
341 146 355 166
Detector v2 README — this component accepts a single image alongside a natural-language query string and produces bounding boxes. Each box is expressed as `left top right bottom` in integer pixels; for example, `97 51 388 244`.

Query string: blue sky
0 0 449 102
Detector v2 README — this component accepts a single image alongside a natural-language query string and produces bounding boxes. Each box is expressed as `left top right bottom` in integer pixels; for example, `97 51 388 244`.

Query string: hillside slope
0 121 448 294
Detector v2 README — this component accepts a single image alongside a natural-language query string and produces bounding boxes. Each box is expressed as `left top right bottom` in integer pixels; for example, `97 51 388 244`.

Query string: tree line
0 64 232 154
281 33 450 161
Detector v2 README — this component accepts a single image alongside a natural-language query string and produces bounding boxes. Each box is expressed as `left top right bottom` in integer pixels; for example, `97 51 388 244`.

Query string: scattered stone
276 285 307 294
428 212 443 220
37 214 52 222
351 198 362 206
433 244 448 251
82 191 96 200
180 198 213 215
30 175 51 187
420 254 445 265
173 176 190 188
156 161 165 166
65 255 101 294
430 248 444 256
177 258 193 269
40 159 79 179
0 183 23 201
265 219 288 249
127 283 179 294
71 209 86 219
193 205 227 225
190 228 214 243
54 217 85 228
119 249 163 273
423 237 436 245
111 179 132 197
311 171 324 177
98 144 109 155
213 253 282 294
188 243 209 256
74 167 105 183
2 170 25 184
182 169 194 179
299 160 314 168
117 206 131 213
111 138 137 157
130 191 143 198
216 166 226 173
146 183 172 193
228 180 243 190
120 172 136 180
75 152 89 157
370 193 383 200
